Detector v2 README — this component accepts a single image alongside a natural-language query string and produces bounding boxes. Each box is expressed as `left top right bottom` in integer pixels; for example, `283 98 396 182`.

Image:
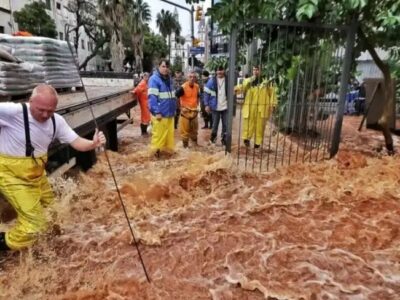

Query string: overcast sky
149 0 211 36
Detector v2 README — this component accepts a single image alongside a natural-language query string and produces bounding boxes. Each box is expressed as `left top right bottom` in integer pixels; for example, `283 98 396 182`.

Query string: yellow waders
179 108 198 143
0 154 54 250
150 116 175 152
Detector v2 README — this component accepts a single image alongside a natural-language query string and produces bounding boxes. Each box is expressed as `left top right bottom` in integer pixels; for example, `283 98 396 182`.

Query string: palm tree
125 0 151 73
156 9 181 60
98 0 133 71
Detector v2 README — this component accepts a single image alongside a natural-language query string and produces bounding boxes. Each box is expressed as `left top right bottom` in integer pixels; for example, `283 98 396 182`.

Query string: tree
206 56 228 71
65 0 110 70
13 2 57 38
171 56 183 73
156 9 182 60
98 0 133 71
206 0 400 153
123 0 151 73
298 0 399 153
142 31 168 72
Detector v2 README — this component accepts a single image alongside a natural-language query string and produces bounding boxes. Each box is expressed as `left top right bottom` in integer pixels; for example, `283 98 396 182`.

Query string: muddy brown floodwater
0 115 400 300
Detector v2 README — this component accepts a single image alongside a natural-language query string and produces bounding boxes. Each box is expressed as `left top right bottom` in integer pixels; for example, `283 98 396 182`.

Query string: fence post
226 27 238 153
330 20 357 157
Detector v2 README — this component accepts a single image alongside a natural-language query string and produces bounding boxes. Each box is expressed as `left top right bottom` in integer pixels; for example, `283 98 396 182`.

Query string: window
81 39 85 49
46 0 51 10
59 32 63 40
56 2 61 9
88 42 94 52
0 26 4 34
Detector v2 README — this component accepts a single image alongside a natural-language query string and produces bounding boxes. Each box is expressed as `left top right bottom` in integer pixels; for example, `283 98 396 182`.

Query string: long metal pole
329 19 357 157
226 26 238 153
65 26 151 283
191 5 194 69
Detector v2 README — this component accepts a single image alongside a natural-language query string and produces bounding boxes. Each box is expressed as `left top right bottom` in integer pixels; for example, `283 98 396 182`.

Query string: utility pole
159 0 195 70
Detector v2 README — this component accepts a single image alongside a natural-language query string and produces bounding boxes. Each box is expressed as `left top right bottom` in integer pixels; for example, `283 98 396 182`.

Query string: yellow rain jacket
236 78 277 146
0 154 54 250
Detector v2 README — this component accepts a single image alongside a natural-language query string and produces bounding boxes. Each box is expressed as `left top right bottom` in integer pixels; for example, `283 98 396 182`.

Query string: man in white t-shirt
204 66 229 145
0 84 106 251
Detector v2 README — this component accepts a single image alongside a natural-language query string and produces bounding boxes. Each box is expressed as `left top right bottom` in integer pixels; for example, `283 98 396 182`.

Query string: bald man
0 84 106 251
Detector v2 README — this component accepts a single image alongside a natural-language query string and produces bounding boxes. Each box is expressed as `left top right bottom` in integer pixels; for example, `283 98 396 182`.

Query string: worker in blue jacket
204 66 229 145
148 59 176 156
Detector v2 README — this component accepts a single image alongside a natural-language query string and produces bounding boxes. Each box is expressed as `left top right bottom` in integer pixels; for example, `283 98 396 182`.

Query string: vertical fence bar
329 20 357 157
324 45 344 159
226 26 238 153
281 26 297 166
319 38 341 160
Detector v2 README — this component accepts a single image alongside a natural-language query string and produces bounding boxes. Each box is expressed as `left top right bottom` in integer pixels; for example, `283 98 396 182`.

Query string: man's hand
205 106 211 113
92 129 106 148
156 113 162 120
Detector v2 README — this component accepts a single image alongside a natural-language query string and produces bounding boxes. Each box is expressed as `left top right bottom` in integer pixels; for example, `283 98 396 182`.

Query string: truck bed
57 86 132 110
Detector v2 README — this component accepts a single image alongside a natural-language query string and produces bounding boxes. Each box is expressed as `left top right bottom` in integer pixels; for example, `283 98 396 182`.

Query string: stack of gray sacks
0 34 82 96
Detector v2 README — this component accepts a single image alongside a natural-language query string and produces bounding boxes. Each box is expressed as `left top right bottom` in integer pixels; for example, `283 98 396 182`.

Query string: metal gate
225 19 357 172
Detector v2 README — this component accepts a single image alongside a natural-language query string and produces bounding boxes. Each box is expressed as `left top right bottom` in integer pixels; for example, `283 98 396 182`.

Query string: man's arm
70 129 106 152
0 102 19 127
175 86 184 98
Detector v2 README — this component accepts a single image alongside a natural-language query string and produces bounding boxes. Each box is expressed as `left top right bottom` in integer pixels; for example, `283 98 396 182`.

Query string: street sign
190 46 205 55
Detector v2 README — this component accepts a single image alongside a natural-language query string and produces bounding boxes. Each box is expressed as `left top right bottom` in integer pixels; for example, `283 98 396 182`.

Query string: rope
64 25 151 283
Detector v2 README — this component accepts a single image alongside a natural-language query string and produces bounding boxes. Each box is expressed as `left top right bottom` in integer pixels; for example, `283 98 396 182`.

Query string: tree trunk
132 34 143 73
110 32 124 72
359 29 394 153
74 27 79 53
168 34 171 60
79 41 104 70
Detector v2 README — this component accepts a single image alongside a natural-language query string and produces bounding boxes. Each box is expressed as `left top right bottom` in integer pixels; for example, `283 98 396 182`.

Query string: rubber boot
140 124 148 136
0 232 10 251
210 133 217 144
183 140 189 148
202 120 208 129
386 143 395 156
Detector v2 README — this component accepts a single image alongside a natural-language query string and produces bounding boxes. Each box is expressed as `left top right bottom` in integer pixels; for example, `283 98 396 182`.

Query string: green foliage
143 31 168 72
13 2 57 38
156 9 182 59
171 56 183 73
388 47 400 107
156 9 180 39
122 0 151 72
205 56 228 71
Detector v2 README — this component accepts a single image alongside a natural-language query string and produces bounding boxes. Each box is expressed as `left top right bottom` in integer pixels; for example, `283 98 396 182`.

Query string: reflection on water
0 122 400 300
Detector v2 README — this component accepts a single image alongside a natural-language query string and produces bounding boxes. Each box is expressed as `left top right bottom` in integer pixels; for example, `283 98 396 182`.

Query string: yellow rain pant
150 116 175 152
0 154 54 250
179 109 198 143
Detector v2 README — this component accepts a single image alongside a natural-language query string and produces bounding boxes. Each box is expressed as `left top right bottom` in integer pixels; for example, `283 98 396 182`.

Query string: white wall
0 11 12 34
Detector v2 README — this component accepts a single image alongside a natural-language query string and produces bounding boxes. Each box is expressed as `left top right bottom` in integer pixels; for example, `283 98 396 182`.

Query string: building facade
0 0 104 70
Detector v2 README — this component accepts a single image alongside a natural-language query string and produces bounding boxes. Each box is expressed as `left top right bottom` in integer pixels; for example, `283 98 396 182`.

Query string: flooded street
1 113 400 299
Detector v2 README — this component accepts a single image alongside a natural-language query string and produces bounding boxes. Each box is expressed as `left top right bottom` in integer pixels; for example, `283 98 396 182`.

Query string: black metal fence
225 19 357 172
